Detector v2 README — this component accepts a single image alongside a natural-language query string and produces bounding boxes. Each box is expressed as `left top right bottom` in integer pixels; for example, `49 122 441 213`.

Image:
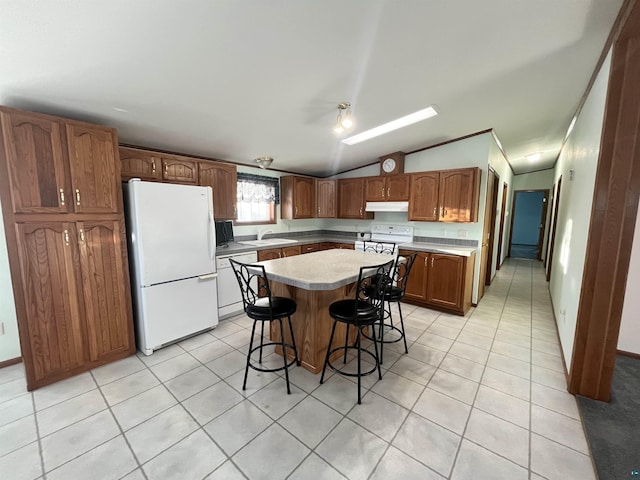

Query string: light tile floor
0 259 596 480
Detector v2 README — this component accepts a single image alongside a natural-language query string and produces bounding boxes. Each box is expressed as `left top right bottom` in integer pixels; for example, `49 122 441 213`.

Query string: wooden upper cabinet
66 124 120 214
426 253 465 310
365 175 409 202
161 156 198 184
316 179 336 218
15 222 86 384
386 175 410 201
438 168 480 223
77 219 134 362
280 176 315 219
365 177 386 202
0 110 69 214
119 147 161 181
409 172 440 221
199 161 237 220
337 178 373 219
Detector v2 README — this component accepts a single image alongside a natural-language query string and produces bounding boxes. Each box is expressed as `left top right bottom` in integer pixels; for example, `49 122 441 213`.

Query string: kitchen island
258 249 392 373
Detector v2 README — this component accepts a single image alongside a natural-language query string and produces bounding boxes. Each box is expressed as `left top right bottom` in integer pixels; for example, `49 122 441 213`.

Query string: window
235 173 279 224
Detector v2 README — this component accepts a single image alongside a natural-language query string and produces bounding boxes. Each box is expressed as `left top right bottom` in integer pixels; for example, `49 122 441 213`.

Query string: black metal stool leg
371 324 383 380
320 320 338 384
343 324 350 364
259 321 265 363
397 301 408 353
287 316 300 366
357 327 362 404
243 320 258 391
278 318 291 394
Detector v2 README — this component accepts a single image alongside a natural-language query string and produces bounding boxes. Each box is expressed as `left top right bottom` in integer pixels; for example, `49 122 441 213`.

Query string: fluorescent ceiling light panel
342 106 438 145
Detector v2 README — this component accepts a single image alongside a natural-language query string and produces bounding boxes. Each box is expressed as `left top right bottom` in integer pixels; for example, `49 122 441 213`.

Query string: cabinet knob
152 160 156 173
75 189 81 206
59 189 65 206
164 164 168 175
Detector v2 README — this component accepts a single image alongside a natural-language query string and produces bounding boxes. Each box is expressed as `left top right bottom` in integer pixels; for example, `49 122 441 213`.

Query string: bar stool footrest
247 341 298 373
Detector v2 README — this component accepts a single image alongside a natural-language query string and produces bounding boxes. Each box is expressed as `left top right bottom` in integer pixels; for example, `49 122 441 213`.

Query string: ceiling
0 1 623 176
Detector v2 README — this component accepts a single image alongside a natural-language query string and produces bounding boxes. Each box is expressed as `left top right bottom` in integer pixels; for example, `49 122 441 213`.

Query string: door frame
546 178 562 281
507 189 549 259
496 182 509 269
485 169 500 284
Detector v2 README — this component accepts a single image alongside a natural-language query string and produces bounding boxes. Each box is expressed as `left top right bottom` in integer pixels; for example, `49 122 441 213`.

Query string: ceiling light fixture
342 106 438 145
333 102 353 134
254 156 274 169
526 153 541 162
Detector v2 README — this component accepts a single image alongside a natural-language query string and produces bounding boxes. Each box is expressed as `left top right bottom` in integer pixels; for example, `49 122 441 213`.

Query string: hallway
0 259 594 479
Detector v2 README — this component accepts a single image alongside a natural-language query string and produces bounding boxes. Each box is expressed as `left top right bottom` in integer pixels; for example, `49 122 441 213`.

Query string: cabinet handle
424 257 428 267
75 189 81 206
59 189 65 206
295 206 298 216
433 207 436 217
381 188 385 198
164 164 168 175
63 229 70 246
152 160 156 173
444 208 447 216
79 229 85 243
431 257 434 267
387 187 391 197
440 207 444 218
317 207 320 215
359 207 363 217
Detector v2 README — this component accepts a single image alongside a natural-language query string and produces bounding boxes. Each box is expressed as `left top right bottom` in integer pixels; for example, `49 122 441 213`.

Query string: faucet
257 229 273 240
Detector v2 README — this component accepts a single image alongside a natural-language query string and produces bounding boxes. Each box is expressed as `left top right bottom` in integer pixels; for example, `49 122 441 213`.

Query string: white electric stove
354 225 414 255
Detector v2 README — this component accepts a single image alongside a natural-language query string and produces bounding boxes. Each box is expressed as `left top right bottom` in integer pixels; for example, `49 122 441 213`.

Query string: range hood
365 201 409 212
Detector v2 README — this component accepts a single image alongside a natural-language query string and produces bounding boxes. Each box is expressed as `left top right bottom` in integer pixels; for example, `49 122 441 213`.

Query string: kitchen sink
237 238 299 246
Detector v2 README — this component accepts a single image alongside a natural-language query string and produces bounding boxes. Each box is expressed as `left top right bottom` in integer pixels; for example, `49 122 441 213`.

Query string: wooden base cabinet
400 249 475 315
0 106 135 390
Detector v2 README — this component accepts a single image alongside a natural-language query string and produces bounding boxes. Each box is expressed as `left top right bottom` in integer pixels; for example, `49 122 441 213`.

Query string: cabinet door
66 124 120 214
338 178 369 218
439 168 479 222
408 172 439 221
0 111 69 214
15 222 86 386
162 157 198 184
119 147 161 181
426 253 464 310
316 180 336 218
77 220 134 363
199 162 237 219
365 177 386 201
282 245 301 257
293 177 315 218
386 175 410 201
258 248 282 261
403 251 428 302
301 243 319 254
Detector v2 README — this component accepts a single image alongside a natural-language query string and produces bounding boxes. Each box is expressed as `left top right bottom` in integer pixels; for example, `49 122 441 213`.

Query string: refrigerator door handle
208 210 216 261
198 273 218 280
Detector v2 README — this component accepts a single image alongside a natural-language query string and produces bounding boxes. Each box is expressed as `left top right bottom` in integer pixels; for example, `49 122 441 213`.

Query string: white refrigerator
124 179 219 355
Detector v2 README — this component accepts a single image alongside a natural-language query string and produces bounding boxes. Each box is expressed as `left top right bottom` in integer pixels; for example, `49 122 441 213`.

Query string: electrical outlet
458 229 467 238
0 322 4 336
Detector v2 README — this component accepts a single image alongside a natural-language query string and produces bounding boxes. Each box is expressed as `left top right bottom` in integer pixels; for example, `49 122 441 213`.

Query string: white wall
0 196 20 362
512 168 555 261
618 207 640 354
488 136 514 275
333 133 493 303
549 50 611 368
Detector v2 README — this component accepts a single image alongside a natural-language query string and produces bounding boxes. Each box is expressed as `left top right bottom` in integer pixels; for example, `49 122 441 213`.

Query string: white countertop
398 242 478 257
258 249 394 291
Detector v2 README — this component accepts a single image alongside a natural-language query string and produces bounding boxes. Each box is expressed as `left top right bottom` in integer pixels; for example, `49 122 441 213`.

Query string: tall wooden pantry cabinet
0 106 135 390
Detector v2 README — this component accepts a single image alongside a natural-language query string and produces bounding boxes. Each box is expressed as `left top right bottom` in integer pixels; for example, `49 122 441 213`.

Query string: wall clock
379 151 405 176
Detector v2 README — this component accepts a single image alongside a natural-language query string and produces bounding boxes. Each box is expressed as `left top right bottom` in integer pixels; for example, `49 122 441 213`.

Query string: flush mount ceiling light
333 102 353 134
254 156 274 169
526 152 542 162
342 106 438 145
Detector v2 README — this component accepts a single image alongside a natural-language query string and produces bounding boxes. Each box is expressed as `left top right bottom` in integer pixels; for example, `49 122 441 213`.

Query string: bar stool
320 259 394 404
229 259 300 394
363 252 417 364
363 241 396 255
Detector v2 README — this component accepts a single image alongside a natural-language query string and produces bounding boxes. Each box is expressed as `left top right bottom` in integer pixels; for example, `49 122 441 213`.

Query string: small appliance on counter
215 220 234 247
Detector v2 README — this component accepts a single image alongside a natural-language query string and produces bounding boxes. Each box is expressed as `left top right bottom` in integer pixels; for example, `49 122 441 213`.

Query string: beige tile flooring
0 259 595 480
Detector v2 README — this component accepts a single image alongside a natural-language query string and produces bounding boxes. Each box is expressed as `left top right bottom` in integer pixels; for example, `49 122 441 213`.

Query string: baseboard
0 357 21 369
617 349 640 359
549 301 570 383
